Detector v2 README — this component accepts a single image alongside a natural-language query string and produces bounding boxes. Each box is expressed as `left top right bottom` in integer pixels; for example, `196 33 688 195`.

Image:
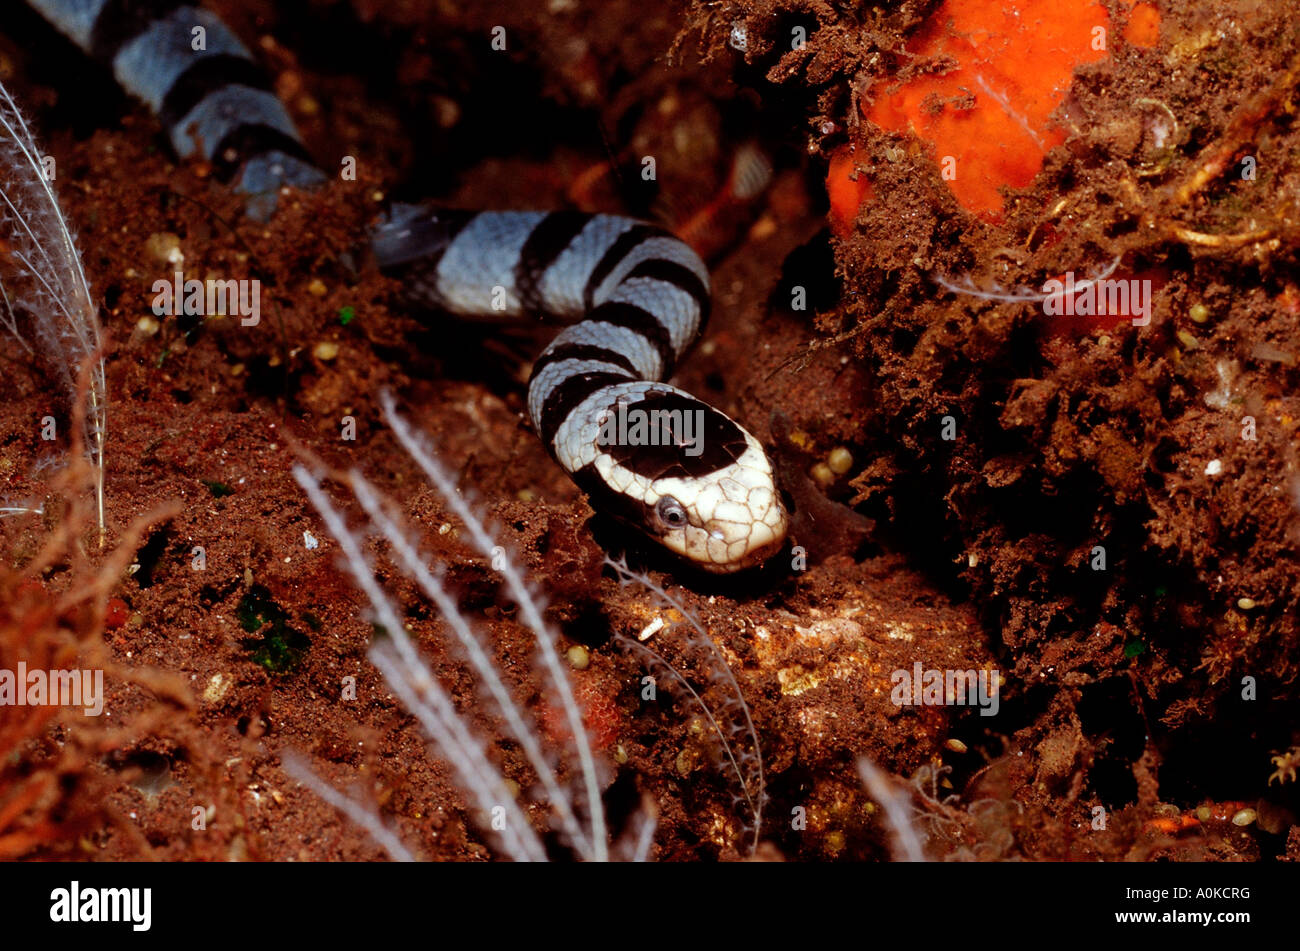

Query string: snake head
645 442 789 572
566 384 788 573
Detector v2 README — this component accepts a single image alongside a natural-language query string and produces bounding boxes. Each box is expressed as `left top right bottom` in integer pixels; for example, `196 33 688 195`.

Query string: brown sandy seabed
0 0 1297 861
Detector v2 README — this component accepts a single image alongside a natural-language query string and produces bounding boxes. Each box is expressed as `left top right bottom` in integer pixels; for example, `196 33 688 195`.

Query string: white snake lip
689 501 789 574
726 530 788 573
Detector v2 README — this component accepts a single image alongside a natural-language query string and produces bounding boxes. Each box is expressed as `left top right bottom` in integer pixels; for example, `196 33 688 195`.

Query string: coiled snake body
25 0 789 572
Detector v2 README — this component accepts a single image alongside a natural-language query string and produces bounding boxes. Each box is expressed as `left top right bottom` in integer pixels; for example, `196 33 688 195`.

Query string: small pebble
307 279 328 297
613 744 628 765
432 95 461 128
827 446 853 475
1250 341 1295 365
1204 459 1222 477
145 232 184 266
1256 800 1293 835
566 645 589 670
787 429 813 451
638 617 665 641
202 673 231 704
728 21 747 52
313 340 339 361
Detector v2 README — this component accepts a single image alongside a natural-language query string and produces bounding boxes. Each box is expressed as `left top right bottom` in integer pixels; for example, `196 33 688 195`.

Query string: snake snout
695 484 788 573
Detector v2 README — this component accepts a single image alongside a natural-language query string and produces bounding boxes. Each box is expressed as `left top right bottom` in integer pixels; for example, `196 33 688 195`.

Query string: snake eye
654 496 688 531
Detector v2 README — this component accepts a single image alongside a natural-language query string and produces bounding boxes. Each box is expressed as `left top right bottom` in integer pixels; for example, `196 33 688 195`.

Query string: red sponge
829 0 1160 228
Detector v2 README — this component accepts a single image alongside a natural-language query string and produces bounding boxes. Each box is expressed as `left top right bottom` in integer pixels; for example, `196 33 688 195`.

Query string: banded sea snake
21 0 789 573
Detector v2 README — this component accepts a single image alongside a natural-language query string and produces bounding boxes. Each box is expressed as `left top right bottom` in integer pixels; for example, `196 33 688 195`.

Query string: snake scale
22 0 789 572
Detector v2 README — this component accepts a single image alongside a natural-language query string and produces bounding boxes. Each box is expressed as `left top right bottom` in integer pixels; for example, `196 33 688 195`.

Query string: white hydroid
0 80 106 537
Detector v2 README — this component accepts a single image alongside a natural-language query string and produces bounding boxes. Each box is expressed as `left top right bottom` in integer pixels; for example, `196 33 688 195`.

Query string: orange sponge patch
1124 3 1161 48
827 145 875 235
834 0 1160 223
